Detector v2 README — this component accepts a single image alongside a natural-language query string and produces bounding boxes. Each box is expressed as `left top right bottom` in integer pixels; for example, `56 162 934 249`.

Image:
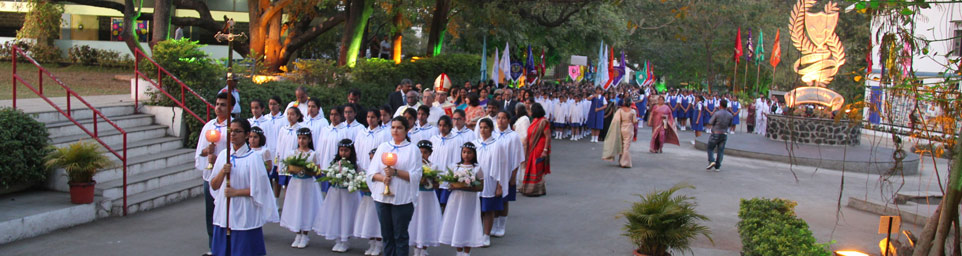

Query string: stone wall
766 115 861 145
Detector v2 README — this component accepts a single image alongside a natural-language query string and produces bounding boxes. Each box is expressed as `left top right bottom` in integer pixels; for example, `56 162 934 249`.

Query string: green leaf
900 7 914 15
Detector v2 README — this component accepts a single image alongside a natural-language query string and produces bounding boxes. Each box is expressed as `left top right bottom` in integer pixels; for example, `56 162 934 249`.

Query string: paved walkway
0 127 946 255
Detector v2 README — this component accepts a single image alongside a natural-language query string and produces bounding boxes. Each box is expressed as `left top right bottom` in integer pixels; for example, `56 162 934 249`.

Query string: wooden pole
742 61 750 95
731 61 738 94
755 63 761 97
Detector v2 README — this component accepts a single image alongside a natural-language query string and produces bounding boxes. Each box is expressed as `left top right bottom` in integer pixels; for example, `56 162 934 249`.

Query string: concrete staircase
37 103 203 217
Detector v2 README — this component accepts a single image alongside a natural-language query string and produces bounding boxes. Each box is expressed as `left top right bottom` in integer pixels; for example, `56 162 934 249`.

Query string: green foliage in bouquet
282 154 315 177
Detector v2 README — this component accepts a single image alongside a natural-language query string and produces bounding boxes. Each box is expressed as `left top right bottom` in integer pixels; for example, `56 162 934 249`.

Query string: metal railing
10 45 130 215
133 48 214 124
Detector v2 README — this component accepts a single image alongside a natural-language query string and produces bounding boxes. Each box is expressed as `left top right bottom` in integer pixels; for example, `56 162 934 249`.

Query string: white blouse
473 136 504 198
274 122 304 175
208 145 279 230
355 125 390 171
495 126 525 187
301 113 330 136
195 118 228 180
316 122 352 170
429 132 462 175
366 140 423 205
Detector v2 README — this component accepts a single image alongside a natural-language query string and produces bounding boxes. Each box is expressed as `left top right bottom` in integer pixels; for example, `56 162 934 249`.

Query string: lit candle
382 152 397 167
205 129 222 143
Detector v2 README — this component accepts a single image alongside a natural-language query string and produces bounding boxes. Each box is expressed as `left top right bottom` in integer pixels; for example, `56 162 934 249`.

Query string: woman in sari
647 95 679 153
602 99 638 168
521 103 551 197
465 94 485 129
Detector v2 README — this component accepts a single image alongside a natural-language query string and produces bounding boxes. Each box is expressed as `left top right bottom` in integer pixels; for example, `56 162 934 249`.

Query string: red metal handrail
10 45 129 215
132 48 213 124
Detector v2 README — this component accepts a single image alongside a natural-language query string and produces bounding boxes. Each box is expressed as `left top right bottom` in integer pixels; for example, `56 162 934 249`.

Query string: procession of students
198 77 545 256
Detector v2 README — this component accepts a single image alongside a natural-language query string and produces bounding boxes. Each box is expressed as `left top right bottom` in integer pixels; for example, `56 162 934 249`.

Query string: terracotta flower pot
69 181 96 204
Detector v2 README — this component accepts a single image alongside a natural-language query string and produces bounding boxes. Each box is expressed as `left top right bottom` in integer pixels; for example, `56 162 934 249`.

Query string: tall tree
425 0 452 56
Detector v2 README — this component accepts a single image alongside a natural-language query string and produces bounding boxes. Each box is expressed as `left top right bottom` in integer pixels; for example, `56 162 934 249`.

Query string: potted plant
45 141 113 204
620 183 712 256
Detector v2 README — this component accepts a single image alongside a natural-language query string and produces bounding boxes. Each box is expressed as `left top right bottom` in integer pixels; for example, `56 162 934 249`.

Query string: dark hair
331 138 358 168
286 107 304 122
478 118 494 130
459 142 478 165
249 126 267 148
622 98 633 107
496 110 511 119
269 96 283 105
511 104 528 125
417 140 433 152
529 103 546 118
390 116 412 142
417 105 431 114
348 88 362 98
216 92 236 106
296 127 314 150
453 109 466 118
468 93 480 107
380 105 392 114
403 108 418 120
308 98 323 108
437 115 452 128
343 103 358 113
366 108 380 120
720 99 728 108
250 99 265 109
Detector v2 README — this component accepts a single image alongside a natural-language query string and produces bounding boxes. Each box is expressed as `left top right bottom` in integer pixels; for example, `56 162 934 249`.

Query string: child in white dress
410 140 443 256
314 138 362 252
438 142 485 256
279 127 324 249
355 148 383 255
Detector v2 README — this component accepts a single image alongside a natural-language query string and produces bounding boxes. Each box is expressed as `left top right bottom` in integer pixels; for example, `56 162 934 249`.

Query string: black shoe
706 162 715 170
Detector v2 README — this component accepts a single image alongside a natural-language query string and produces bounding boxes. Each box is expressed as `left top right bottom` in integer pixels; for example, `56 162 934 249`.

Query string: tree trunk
392 1 403 64
914 140 962 256
264 11 283 71
150 0 172 47
122 0 146 56
338 0 361 66
344 0 373 67
425 0 451 57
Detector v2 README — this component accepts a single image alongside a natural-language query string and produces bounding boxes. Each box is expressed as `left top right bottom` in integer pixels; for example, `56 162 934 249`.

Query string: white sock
499 216 508 231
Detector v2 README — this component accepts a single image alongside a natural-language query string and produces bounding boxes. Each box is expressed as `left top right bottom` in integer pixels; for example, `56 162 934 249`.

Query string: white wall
0 37 242 60
870 3 962 74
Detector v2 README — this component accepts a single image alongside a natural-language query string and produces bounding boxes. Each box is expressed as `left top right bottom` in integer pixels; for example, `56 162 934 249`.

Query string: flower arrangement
282 154 315 177
317 159 356 188
439 167 480 189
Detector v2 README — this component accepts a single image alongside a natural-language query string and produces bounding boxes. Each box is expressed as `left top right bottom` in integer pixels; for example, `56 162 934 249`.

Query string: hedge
0 107 52 189
737 198 832 256
145 39 479 148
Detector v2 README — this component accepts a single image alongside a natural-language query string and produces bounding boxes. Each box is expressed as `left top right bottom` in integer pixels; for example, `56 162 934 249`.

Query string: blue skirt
569 123 582 127
678 103 690 118
731 109 740 125
212 226 266 256
278 175 291 186
437 189 451 204
480 196 504 212
691 112 705 131
268 166 279 181
587 110 605 130
505 185 517 201
552 122 567 128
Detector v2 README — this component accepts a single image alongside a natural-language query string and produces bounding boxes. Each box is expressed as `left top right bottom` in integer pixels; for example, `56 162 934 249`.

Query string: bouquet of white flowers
317 160 360 190
439 167 480 189
345 172 369 193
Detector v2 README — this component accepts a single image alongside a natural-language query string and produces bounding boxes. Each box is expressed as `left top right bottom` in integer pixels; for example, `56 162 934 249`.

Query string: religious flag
645 61 655 87
525 45 535 74
745 29 754 61
770 29 781 71
595 41 606 87
755 30 765 64
577 65 586 82
480 36 487 83
539 48 546 80
637 61 648 85
500 42 511 82
598 46 609 87
526 45 538 85
734 27 743 64
492 47 500 86
611 50 627 86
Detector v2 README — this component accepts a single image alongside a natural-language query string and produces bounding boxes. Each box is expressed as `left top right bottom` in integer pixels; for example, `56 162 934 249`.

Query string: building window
954 22 962 57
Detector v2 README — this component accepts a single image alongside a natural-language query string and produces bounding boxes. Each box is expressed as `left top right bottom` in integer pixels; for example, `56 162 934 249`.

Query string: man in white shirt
194 92 232 256
286 86 313 117
393 90 421 117
421 90 444 125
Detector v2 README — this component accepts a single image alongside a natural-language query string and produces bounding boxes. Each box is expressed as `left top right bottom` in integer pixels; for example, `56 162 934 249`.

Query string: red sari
522 117 550 196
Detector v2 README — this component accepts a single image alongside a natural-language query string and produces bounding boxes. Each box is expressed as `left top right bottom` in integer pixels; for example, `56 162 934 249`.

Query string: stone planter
765 115 861 146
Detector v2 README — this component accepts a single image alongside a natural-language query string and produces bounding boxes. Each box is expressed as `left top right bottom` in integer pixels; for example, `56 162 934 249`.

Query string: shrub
67 45 134 67
737 198 831 256
284 59 350 87
44 141 113 183
352 53 481 88
141 39 225 147
0 107 52 189
620 183 712 256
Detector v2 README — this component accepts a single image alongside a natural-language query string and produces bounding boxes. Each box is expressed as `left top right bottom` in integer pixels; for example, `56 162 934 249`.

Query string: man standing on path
194 93 232 256
706 99 732 172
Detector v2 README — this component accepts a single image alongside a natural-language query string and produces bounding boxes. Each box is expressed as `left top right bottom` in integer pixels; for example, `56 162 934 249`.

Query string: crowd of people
195 74 792 256
196 78 554 256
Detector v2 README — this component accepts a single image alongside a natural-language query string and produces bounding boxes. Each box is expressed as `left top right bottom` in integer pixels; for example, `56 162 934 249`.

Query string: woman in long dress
521 103 551 197
438 143 485 256
314 139 362 253
209 119 279 256
602 98 639 168
647 95 679 153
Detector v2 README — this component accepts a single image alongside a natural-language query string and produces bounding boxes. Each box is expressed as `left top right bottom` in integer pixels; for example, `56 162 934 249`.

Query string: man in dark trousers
706 99 733 172
389 79 413 112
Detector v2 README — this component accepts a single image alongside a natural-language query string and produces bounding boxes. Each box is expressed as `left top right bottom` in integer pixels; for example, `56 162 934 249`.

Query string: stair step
46 149 195 192
108 179 204 217
100 136 184 159
45 114 155 138
50 124 168 148
31 104 136 124
97 163 199 200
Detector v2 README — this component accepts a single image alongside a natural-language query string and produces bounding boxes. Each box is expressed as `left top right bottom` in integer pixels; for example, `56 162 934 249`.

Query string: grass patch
0 62 132 100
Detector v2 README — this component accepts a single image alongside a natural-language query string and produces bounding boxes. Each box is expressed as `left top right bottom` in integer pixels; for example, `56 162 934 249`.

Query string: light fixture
835 250 869 256
78 24 84 31
252 75 278 84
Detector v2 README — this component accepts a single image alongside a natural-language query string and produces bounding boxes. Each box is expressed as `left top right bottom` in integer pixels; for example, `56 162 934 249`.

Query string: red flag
734 27 743 64
539 48 546 79
604 48 615 90
770 29 781 71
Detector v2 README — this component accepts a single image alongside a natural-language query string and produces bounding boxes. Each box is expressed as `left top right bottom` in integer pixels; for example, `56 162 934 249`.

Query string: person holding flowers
438 142 485 256
275 107 305 188
367 116 423 256
355 148 383 256
473 118 504 247
314 138 363 252
208 119 279 256
409 140 443 256
279 127 324 249
316 106 352 193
